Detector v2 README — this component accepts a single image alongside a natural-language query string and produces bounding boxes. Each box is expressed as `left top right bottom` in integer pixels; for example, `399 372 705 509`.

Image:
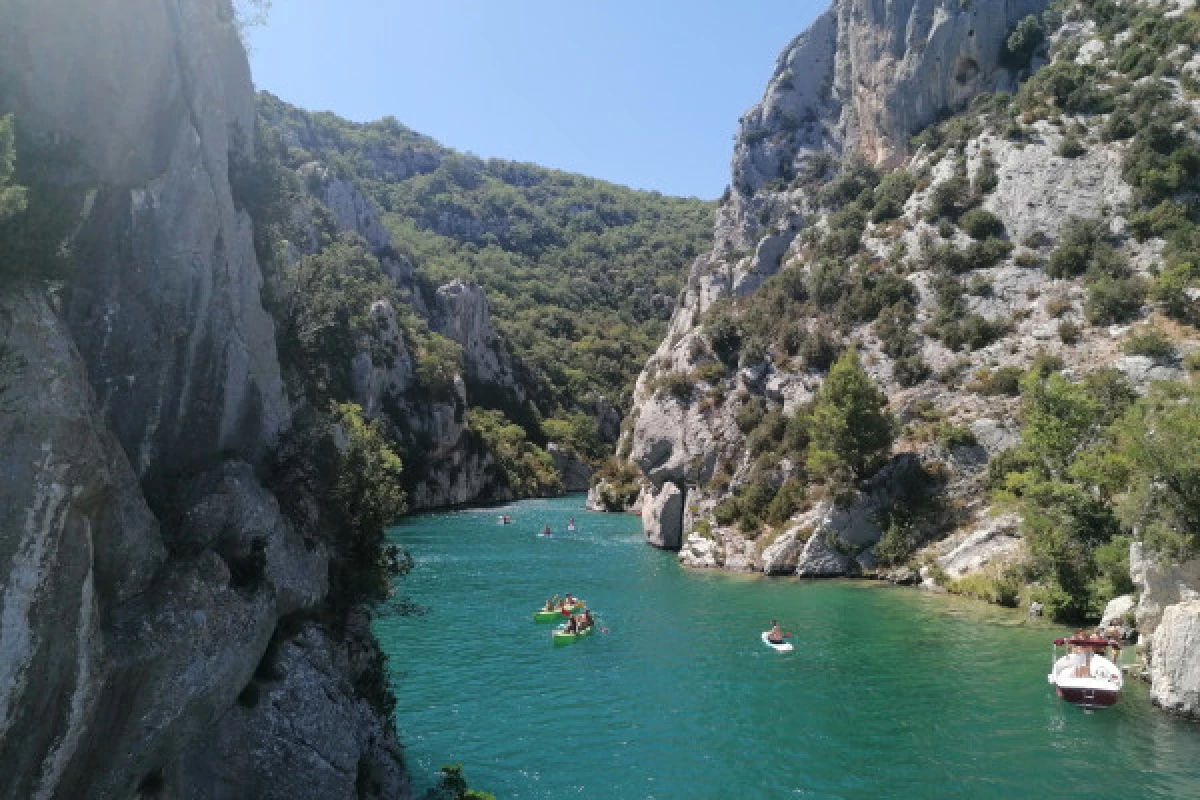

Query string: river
375 496 1200 799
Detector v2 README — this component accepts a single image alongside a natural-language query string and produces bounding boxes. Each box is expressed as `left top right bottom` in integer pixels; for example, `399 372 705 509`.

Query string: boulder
1149 601 1200 719
679 534 721 570
643 482 685 550
1100 594 1137 628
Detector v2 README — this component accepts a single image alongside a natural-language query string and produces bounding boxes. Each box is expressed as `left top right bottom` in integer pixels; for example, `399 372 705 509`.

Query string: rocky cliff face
625 0 1200 718
0 1 407 797
280 142 533 509
2 0 290 479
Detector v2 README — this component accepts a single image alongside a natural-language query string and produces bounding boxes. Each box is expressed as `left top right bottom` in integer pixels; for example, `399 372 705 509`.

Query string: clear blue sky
246 1 827 200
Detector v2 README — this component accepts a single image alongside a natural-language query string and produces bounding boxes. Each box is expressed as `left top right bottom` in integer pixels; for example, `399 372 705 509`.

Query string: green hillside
258 93 714 417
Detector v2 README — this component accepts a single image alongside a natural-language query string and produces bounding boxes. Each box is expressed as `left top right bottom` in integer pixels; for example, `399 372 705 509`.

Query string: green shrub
1058 134 1087 159
818 158 881 210
973 151 1000 195
1102 109 1138 142
735 395 767 434
934 313 1011 352
893 356 931 387
658 371 695 402
705 302 742 366
330 404 409 605
1152 262 1197 322
1129 201 1191 242
1085 276 1146 325
875 302 920 359
871 170 917 223
965 237 1013 269
1047 218 1124 279
948 569 1022 608
936 423 978 449
713 498 740 527
971 365 1024 396
927 174 976 221
1002 14 1045 69
765 479 807 524
799 327 840 371
960 209 1006 240
1122 328 1176 360
1059 319 1082 344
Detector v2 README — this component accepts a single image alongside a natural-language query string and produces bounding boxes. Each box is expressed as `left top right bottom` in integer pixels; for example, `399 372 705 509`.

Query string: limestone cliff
0 1 407 797
624 0 1200 719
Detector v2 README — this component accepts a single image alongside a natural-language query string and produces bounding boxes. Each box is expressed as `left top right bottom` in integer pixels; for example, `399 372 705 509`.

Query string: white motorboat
1047 635 1123 710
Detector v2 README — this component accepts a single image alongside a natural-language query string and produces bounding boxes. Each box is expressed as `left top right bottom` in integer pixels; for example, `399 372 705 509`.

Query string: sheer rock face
732 0 1049 197
431 279 525 399
0 293 358 800
170 620 409 800
0 2 406 798
629 0 1067 565
1 0 290 478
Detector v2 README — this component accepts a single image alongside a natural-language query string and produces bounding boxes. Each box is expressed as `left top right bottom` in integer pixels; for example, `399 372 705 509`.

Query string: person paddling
767 620 784 645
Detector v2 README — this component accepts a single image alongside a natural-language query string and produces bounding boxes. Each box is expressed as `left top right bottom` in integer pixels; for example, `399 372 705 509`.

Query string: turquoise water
376 496 1200 799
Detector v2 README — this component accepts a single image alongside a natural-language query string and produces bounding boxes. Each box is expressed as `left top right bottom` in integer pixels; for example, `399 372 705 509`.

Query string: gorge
2 0 1200 798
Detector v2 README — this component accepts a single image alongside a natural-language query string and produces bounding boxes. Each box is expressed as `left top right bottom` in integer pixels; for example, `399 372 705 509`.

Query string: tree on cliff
807 350 894 491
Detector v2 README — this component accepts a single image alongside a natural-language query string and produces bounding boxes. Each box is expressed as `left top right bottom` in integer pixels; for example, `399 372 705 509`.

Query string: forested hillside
258 93 714 415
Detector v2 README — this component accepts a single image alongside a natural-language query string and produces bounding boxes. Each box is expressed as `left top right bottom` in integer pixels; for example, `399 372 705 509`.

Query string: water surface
376 496 1200 799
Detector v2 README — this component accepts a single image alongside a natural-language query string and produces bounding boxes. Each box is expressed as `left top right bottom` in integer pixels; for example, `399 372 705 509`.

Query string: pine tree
807 350 893 487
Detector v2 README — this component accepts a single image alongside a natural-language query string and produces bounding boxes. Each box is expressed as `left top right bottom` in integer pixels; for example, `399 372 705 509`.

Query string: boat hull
553 625 594 645
1056 686 1120 709
1049 652 1123 710
533 602 585 622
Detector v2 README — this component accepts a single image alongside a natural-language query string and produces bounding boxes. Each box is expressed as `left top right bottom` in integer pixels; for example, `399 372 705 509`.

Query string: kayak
553 624 595 645
762 632 793 652
533 603 585 622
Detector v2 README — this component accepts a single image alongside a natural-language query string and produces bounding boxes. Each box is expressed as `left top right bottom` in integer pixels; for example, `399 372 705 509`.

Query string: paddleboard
762 632 793 652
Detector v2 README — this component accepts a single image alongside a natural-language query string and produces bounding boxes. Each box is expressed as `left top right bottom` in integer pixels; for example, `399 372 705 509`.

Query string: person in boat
578 610 594 631
767 620 784 645
563 593 576 608
543 597 556 612
563 615 579 634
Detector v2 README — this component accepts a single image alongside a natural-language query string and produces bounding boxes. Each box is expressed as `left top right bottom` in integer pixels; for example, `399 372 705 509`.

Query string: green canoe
533 602 585 622
552 624 595 645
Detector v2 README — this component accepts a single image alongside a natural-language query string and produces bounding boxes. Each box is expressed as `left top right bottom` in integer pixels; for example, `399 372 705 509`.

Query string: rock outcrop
643 482 685 550
0 2 407 797
3 0 290 479
430 279 524 398
1147 601 1200 719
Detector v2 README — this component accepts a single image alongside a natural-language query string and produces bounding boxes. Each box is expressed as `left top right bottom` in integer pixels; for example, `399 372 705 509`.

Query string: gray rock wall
1 0 290 478
0 2 408 797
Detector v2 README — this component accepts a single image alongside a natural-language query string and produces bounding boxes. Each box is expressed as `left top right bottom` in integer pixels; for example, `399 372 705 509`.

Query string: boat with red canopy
1047 635 1123 710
